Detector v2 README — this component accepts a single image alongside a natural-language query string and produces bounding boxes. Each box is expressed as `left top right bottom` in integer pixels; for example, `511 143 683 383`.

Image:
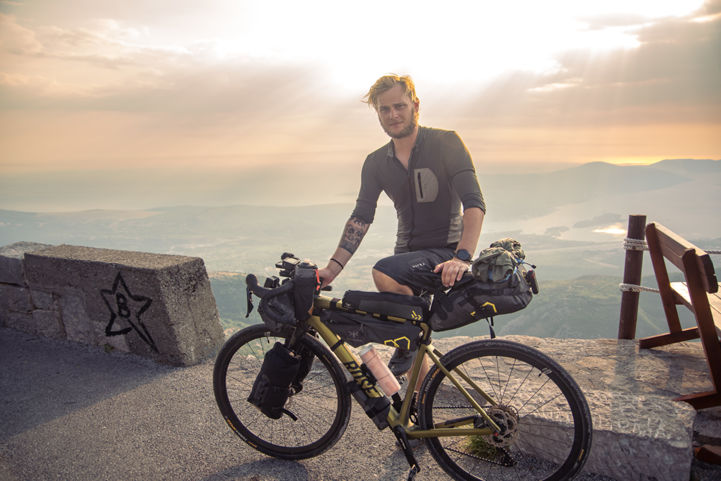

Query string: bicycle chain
446 445 515 467
431 404 516 468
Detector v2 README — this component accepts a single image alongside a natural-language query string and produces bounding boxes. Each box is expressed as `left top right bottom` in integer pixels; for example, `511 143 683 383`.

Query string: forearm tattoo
339 216 369 254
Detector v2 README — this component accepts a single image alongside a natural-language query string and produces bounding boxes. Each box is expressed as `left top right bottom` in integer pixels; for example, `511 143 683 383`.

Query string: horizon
1 157 719 214
1 1 720 212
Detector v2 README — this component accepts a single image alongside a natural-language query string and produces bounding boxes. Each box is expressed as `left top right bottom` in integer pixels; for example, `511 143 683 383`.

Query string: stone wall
0 242 224 366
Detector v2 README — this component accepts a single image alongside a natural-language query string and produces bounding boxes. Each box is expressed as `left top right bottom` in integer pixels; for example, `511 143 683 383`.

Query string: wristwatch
454 248 472 263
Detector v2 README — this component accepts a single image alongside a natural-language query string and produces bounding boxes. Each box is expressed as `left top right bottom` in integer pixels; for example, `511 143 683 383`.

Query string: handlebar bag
293 263 320 322
428 269 533 332
247 342 301 419
319 310 422 350
258 288 296 332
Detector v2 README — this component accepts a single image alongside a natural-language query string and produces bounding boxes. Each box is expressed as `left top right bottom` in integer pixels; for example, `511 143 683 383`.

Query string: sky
0 0 720 211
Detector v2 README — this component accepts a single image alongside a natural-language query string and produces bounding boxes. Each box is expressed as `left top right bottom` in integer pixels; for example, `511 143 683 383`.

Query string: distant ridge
651 158 720 174
1 158 718 285
480 159 693 219
0 158 718 213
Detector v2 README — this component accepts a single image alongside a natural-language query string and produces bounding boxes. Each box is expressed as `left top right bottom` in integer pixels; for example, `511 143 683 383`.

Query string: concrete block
24 244 224 365
101 328 130 352
0 242 52 285
60 291 94 344
32 309 65 339
0 284 33 313
2 311 35 333
582 390 695 481
156 261 225 364
30 289 55 310
695 406 721 445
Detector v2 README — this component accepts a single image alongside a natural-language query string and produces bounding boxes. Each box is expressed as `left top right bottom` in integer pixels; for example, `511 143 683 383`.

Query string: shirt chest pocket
413 168 439 203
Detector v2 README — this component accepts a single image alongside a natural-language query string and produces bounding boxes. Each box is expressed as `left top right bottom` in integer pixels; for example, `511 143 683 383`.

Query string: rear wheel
418 339 592 480
213 324 351 459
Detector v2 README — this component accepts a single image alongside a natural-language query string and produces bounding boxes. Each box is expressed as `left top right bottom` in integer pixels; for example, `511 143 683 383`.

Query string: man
318 74 486 376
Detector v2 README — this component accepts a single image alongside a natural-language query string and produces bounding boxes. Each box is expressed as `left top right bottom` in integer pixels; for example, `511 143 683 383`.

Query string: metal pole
618 214 646 339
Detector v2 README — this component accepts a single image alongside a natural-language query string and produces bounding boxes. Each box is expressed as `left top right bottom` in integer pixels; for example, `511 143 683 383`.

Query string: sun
209 0 706 92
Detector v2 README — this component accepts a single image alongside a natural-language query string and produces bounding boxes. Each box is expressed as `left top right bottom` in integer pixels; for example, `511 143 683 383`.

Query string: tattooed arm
318 216 370 288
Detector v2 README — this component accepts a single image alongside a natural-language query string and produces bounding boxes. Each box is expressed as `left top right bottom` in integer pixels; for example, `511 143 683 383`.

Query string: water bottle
359 345 400 396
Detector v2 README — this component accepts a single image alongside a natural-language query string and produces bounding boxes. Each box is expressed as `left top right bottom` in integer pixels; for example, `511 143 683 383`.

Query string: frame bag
341 290 429 321
319 310 423 350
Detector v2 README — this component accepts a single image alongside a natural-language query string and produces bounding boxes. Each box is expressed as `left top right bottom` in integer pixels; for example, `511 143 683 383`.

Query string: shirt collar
385 125 426 159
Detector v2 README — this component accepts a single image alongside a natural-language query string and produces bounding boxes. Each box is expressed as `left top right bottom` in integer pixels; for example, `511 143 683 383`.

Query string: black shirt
351 126 485 253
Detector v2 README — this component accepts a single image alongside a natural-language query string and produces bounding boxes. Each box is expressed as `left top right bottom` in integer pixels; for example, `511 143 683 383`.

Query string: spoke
516 374 554 413
498 357 518 405
478 357 501 401
504 362 534 406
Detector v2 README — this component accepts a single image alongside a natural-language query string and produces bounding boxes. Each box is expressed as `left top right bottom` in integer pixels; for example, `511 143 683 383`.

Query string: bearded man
318 74 486 376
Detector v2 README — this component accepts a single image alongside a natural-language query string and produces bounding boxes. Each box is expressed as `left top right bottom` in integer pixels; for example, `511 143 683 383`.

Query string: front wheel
418 339 592 481
213 324 352 460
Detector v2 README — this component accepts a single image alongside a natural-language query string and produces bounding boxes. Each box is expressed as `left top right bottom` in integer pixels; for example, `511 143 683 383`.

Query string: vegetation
209 272 693 340
465 435 498 459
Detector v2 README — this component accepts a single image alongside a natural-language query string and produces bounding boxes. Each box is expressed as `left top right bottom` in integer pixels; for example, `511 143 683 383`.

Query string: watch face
456 249 471 262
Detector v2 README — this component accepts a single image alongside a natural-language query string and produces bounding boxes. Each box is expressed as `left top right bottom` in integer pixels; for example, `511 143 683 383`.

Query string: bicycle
213 253 592 480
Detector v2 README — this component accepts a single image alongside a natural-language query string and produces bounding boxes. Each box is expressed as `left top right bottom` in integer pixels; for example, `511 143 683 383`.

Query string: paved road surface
1 328 718 480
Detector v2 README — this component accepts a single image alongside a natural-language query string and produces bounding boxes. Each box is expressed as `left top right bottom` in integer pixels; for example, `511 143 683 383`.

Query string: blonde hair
363 74 419 109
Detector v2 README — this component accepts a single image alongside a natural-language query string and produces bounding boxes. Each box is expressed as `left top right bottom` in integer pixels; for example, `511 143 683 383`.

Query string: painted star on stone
100 272 157 352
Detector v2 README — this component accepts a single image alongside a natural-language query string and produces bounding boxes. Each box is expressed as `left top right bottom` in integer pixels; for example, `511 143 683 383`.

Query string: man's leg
372 249 453 386
372 269 413 295
372 268 427 386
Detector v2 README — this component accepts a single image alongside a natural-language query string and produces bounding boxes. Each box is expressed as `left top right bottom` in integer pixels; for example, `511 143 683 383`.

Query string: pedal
392 425 420 479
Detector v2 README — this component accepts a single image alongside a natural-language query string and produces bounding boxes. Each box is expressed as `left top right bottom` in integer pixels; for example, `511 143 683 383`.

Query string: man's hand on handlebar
318 265 340 290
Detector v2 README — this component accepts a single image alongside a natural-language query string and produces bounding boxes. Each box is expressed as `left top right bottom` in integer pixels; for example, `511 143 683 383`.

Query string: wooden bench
639 222 721 409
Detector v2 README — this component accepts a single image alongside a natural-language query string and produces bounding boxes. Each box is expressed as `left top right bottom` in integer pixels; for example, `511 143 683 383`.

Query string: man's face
375 84 419 139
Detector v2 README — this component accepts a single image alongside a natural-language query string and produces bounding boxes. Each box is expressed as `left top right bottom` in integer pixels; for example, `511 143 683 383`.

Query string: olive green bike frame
308 294 502 437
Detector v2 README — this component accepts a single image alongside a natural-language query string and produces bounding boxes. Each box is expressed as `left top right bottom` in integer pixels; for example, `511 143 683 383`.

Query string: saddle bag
428 272 533 331
247 342 301 419
319 310 423 350
428 238 536 332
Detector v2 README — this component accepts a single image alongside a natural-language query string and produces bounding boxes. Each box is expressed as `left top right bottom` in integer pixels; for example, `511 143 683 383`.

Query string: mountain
481 161 688 220
3 159 719 279
2 159 718 340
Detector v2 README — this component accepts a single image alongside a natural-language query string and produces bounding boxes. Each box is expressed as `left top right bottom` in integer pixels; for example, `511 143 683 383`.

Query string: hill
209 272 678 340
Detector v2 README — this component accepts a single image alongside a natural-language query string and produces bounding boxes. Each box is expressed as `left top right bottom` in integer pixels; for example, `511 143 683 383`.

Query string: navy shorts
373 248 455 295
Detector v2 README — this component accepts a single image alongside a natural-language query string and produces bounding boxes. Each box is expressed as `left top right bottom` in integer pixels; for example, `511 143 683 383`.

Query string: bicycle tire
213 324 352 460
418 339 592 481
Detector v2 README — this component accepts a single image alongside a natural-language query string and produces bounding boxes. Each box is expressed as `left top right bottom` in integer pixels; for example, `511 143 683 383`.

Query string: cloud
451 9 721 129
0 13 42 55
1 2 719 176
0 13 353 120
